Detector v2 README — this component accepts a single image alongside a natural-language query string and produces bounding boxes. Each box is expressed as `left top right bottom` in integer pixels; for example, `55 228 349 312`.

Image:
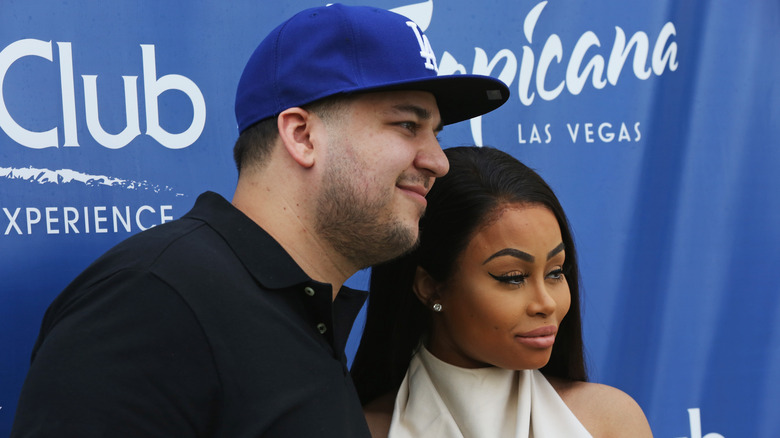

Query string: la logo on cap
406 21 438 73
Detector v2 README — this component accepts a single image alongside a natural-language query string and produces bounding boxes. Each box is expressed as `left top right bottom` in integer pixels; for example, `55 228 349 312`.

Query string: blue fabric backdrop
2 1 778 437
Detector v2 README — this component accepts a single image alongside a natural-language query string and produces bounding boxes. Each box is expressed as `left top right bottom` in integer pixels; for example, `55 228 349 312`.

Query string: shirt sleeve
10 270 221 438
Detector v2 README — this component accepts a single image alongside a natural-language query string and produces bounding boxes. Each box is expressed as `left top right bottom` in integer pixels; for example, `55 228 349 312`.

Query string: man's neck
231 172 354 299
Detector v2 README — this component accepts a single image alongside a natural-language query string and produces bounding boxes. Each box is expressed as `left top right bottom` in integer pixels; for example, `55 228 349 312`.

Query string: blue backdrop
2 1 778 437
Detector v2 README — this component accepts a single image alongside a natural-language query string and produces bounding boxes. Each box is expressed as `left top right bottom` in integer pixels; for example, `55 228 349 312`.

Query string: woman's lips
515 326 557 348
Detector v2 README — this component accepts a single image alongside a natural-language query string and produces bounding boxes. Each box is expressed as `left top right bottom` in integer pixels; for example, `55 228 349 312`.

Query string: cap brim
359 74 510 125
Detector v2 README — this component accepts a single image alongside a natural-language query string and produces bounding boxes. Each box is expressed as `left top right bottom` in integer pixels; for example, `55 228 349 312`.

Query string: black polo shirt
11 191 371 437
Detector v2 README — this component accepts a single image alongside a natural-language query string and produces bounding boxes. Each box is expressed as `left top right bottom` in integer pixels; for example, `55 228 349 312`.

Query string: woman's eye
489 272 528 285
547 268 565 281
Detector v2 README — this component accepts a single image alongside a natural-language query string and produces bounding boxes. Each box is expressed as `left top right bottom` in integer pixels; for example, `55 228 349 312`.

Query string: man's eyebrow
391 104 443 132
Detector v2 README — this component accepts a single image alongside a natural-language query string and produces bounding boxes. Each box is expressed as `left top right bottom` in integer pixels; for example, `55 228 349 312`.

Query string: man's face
315 90 448 269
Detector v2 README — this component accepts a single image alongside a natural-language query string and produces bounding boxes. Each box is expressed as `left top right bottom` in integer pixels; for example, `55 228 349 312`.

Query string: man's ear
277 107 319 168
412 266 441 306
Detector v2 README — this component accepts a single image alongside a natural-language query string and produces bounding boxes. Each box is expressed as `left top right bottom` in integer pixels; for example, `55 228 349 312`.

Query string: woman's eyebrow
482 248 534 264
482 242 565 265
547 242 565 260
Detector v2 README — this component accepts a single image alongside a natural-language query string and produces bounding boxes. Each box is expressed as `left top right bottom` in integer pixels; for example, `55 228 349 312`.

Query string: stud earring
432 303 442 312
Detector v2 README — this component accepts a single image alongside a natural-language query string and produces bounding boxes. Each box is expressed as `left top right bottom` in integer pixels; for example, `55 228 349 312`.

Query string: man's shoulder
75 216 210 280
45 217 222 319
101 191 239 270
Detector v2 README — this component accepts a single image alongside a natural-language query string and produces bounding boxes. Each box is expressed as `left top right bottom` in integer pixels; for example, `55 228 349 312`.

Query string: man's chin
352 224 419 269
383 223 421 262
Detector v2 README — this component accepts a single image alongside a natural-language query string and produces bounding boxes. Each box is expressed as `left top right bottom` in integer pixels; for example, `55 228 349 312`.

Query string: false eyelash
489 272 528 284
547 268 565 281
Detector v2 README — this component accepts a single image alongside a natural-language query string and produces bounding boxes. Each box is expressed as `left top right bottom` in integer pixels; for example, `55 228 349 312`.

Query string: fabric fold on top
389 346 592 438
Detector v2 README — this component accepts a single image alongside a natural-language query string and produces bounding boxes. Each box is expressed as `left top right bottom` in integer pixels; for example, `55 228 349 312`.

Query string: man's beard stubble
314 167 422 270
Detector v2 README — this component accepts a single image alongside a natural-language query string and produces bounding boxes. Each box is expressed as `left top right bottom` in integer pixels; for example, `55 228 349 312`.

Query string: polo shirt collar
184 191 313 290
184 191 367 358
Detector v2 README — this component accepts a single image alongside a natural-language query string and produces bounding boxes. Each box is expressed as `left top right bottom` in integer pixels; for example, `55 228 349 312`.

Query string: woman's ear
412 266 441 307
277 107 318 168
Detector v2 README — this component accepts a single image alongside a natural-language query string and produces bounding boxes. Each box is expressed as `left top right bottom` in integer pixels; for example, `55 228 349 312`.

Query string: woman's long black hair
350 146 587 405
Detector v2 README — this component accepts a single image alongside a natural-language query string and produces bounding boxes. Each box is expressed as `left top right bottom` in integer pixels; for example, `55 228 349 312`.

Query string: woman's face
425 204 571 369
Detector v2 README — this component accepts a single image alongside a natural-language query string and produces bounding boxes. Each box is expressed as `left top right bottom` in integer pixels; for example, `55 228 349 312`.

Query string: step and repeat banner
2 1 778 436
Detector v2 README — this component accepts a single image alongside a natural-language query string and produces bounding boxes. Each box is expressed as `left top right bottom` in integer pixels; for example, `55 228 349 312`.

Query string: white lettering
518 47 535 106
141 44 206 149
94 206 108 233
113 206 132 232
473 48 518 85
530 124 542 143
676 408 725 438
518 123 552 144
58 42 79 147
565 122 641 143
64 206 79 233
406 21 438 72
598 122 614 142
537 35 564 101
0 39 58 148
619 122 632 141
513 1 548 107
608 28 651 84
83 75 141 149
45 207 59 234
3 207 22 235
136 205 156 231
584 123 595 143
0 204 174 236
25 208 41 234
653 22 679 74
438 52 466 74
566 31 607 95
435 2 678 145
0 40 205 150
160 205 173 224
567 123 580 142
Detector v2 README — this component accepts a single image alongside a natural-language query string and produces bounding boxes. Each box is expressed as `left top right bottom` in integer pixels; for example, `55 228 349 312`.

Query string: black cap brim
365 74 510 125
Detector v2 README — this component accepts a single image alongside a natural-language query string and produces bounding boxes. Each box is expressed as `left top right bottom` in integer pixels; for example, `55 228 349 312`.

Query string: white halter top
388 347 592 438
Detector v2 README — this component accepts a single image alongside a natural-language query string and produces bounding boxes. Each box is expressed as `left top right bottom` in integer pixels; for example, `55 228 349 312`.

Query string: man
11 4 508 437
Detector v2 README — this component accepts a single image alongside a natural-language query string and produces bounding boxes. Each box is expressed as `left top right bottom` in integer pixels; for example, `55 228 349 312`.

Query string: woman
351 146 652 437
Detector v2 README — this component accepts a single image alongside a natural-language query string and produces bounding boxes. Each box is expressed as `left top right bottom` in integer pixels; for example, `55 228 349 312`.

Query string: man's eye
398 122 418 133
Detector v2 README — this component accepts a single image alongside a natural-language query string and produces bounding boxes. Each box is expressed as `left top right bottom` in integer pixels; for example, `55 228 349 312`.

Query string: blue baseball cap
235 3 510 133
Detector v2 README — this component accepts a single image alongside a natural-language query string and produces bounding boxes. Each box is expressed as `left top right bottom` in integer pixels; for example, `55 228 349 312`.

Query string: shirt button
304 287 316 297
316 323 327 334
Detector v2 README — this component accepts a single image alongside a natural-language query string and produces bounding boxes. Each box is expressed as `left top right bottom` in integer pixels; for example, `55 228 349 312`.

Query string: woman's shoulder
547 375 653 438
363 391 396 438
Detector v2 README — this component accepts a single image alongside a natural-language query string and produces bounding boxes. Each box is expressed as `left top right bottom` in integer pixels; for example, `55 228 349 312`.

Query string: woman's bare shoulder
547 376 653 438
363 391 396 438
